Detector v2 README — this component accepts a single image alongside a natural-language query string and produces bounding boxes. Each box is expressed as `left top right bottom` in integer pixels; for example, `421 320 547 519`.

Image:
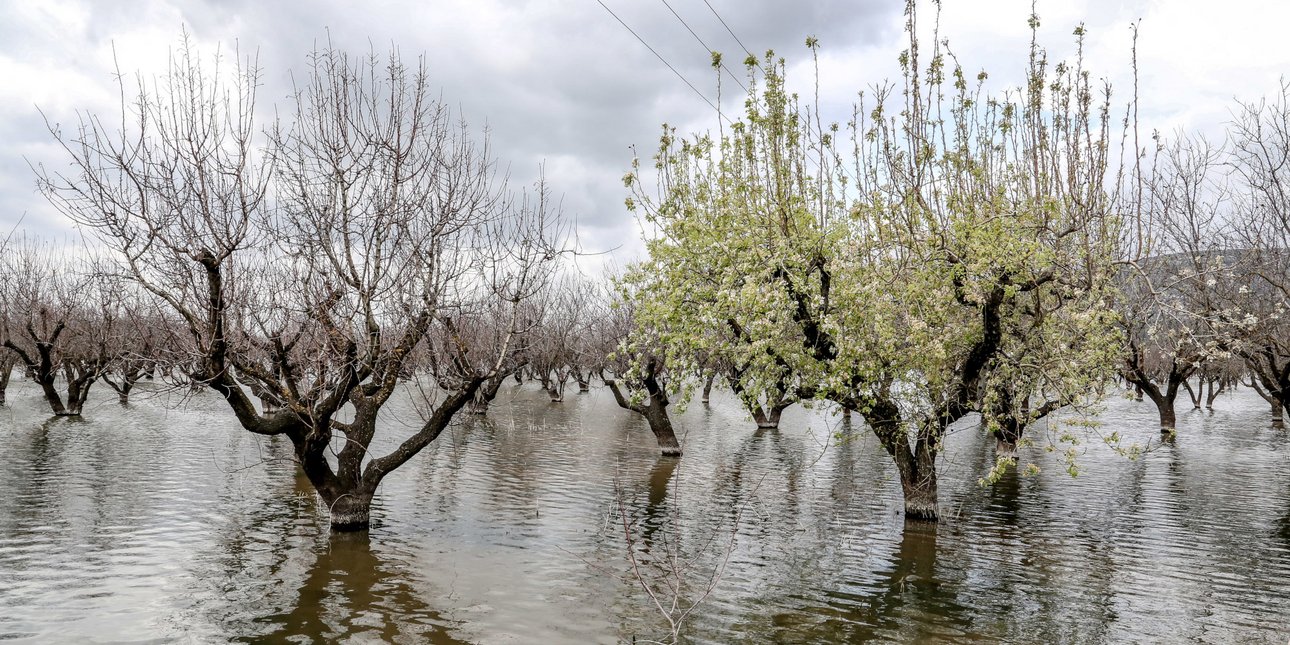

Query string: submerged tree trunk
750 403 789 429
1248 378 1284 428
0 356 12 406
606 367 681 457
729 371 791 429
1182 380 1202 410
701 373 715 404
867 399 939 521
317 485 375 531
63 367 96 416
297 378 485 531
103 375 135 405
1124 364 1184 433
1159 405 1177 433
896 434 939 521
995 419 1023 461
540 371 567 402
1205 377 1225 410
469 372 509 415
11 343 69 415
643 399 682 456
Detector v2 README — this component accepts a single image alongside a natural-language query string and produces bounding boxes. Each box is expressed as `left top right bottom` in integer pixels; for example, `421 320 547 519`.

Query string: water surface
0 377 1286 643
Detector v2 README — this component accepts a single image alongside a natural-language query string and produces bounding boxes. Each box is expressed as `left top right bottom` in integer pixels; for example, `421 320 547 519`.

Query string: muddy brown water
0 376 1287 643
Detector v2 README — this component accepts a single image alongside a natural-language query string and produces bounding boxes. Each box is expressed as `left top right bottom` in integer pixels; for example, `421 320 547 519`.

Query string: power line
595 0 722 116
658 0 748 94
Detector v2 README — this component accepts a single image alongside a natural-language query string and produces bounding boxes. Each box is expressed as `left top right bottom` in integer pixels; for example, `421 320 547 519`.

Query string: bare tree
0 242 118 416
1220 81 1290 427
525 272 605 401
1118 132 1236 431
38 40 562 530
100 285 169 405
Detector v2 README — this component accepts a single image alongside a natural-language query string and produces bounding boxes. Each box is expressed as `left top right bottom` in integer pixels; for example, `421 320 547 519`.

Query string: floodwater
0 375 1287 644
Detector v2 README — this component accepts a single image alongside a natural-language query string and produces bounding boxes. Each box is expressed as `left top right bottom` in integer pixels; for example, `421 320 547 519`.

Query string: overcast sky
3 0 1288 266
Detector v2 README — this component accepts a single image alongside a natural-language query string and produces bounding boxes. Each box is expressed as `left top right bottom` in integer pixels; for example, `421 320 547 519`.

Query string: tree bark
1182 380 1202 410
1159 405 1177 433
0 353 15 405
1124 364 1182 433
607 377 682 457
868 399 939 521
1204 377 1225 410
995 435 1018 460
751 404 788 429
469 373 508 415
325 491 374 531
644 402 682 457
897 440 939 521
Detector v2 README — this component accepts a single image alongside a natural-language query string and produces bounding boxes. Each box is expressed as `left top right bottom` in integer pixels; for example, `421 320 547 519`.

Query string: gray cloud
0 0 901 259
5 1 1290 263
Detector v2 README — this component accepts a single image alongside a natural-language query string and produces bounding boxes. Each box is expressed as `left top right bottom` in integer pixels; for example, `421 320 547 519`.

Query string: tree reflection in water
227 468 466 643
244 529 466 644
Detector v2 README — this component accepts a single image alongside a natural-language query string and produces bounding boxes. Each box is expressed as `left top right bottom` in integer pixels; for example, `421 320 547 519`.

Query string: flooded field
0 377 1287 643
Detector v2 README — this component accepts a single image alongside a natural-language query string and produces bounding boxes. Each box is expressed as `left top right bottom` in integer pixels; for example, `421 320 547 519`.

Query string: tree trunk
993 404 1028 461
871 402 939 521
1205 378 1224 410
541 373 565 402
1182 380 1201 410
1159 405 1177 433
470 373 507 415
1136 378 1179 433
324 489 374 532
36 377 68 415
115 380 133 405
644 402 682 457
751 404 787 429
607 378 682 457
1275 399 1286 430
898 454 938 521
57 368 98 417
996 435 1018 460
995 422 1021 461
701 374 715 404
0 356 12 405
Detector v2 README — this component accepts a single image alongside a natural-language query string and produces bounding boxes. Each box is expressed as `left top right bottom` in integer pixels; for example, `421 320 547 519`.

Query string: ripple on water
1 383 1289 642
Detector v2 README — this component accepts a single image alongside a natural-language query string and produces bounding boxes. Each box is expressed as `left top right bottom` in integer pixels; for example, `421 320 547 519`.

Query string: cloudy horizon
3 0 1287 267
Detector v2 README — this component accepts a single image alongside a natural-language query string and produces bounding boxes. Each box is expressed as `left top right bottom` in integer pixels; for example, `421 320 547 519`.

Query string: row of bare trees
23 42 571 530
0 243 178 413
1116 83 1290 433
